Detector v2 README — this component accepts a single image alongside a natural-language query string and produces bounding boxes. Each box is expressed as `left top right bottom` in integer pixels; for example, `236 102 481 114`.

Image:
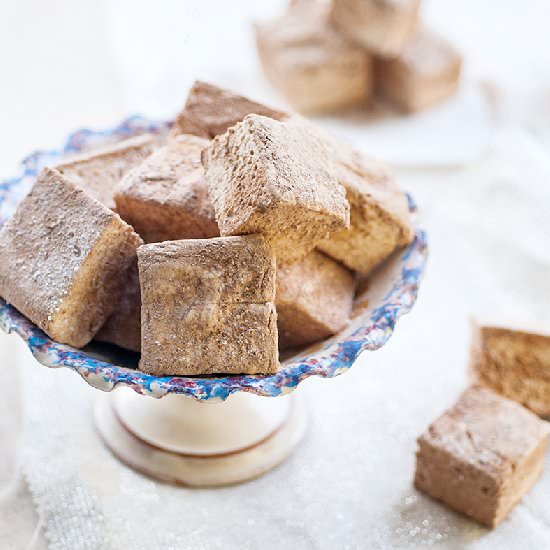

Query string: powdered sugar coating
171 80 287 139
115 134 219 243
0 167 142 347
203 114 350 262
57 133 156 209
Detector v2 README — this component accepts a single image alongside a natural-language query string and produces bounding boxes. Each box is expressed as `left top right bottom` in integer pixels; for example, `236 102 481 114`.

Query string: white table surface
1 1 550 548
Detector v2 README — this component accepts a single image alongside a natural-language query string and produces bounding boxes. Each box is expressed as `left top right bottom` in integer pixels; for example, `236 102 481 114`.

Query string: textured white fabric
2 0 550 548
0 332 46 550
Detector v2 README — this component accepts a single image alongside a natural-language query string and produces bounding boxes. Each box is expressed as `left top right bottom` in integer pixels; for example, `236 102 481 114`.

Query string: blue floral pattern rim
0 115 428 402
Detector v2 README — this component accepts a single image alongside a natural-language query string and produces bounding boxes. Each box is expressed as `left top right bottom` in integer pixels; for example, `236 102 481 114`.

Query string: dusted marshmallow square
316 133 413 274
202 114 349 263
0 168 142 348
96 261 141 352
276 251 355 349
374 27 462 112
57 134 156 209
138 236 278 376
469 321 550 417
170 80 287 140
140 236 275 305
415 386 550 528
255 2 372 114
114 134 219 243
331 0 420 58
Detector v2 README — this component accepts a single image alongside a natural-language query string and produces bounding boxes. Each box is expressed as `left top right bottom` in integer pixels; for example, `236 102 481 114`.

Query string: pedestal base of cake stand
94 388 307 487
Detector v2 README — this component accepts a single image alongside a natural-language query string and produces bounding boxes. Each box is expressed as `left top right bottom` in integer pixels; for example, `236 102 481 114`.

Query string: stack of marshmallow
256 0 462 114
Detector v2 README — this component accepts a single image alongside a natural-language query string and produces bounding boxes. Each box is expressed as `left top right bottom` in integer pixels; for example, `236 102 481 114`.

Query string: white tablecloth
1 1 550 548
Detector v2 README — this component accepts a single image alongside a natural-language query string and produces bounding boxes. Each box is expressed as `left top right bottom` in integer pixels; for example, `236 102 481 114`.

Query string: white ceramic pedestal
94 388 307 487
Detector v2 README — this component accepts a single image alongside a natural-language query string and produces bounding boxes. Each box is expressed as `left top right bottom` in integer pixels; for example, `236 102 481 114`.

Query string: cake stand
0 116 428 487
